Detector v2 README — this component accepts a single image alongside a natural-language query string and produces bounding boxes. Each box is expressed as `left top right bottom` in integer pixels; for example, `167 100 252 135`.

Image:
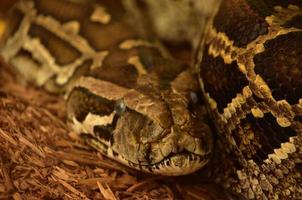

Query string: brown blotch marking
87 64 138 89
93 125 114 143
6 8 24 37
254 32 302 105
101 45 187 88
34 0 91 23
213 0 268 47
200 45 248 113
80 20 136 51
29 24 81 65
67 87 115 122
138 48 188 87
233 113 297 165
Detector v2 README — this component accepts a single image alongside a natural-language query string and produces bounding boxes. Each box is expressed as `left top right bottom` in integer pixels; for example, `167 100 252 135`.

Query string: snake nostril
114 99 126 115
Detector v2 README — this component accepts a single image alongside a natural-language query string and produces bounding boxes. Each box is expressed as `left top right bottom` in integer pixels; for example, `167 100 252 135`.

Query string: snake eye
115 99 126 115
190 91 199 104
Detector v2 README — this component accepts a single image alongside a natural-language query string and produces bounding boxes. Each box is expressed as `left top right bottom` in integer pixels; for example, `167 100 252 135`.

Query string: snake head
66 73 212 176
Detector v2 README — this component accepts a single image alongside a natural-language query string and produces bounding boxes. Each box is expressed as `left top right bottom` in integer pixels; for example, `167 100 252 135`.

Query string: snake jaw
90 137 210 176
75 112 212 176
113 125 212 175
132 153 208 176
151 152 211 176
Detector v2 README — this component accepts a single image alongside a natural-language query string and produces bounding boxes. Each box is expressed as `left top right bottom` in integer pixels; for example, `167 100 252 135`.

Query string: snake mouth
83 135 211 176
127 151 211 176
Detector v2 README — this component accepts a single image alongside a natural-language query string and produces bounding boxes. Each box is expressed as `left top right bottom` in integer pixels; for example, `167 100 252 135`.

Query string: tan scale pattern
1 1 109 90
197 2 302 199
201 6 302 138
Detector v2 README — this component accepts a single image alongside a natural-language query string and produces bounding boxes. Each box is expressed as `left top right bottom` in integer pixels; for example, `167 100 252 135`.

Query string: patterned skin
195 0 302 199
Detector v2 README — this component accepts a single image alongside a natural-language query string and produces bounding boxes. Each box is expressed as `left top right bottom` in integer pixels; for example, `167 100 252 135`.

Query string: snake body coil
194 0 302 199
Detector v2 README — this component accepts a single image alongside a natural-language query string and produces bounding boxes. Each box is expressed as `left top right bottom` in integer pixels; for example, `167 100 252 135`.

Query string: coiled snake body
194 0 302 199
1 0 302 199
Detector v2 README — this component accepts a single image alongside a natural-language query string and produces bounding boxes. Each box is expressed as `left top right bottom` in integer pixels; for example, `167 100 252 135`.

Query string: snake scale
0 0 301 199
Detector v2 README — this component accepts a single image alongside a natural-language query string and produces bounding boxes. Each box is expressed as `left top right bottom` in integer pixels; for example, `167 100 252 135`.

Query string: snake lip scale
87 131 210 176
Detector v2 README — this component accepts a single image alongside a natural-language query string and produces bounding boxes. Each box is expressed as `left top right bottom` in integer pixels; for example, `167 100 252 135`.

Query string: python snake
0 0 302 199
